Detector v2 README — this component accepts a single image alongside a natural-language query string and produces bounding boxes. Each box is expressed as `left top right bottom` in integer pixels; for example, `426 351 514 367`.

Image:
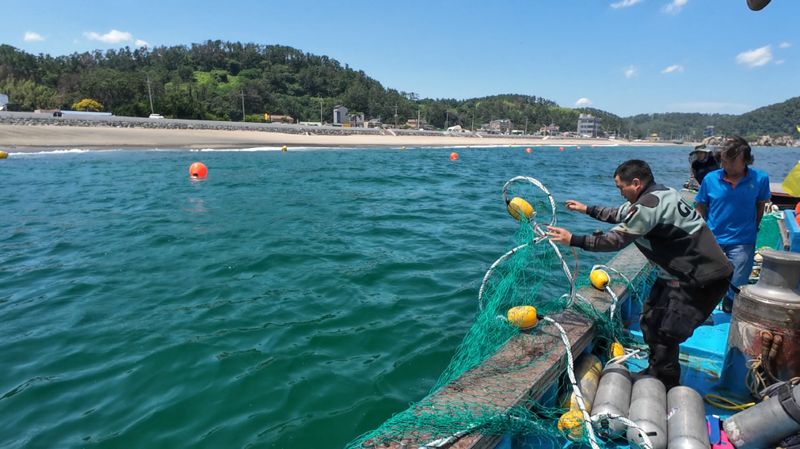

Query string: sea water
1 145 798 449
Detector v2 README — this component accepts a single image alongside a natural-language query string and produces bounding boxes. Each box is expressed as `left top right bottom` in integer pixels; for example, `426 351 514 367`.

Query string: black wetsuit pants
639 276 730 389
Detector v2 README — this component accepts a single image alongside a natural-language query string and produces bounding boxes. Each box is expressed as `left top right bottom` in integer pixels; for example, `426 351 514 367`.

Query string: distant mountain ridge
0 41 797 140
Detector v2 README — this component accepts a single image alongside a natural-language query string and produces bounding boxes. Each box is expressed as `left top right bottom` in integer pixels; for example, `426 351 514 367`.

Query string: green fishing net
346 209 655 449
756 213 783 251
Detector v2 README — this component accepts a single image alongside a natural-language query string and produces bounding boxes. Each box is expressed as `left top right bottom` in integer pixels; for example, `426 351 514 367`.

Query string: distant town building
264 113 294 124
406 118 427 129
0 93 8 110
486 119 513 134
539 124 560 135
577 114 601 138
348 112 365 128
333 105 348 125
703 126 715 138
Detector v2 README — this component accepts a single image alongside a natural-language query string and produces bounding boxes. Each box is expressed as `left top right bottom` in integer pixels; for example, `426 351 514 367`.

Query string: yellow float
0 151 8 159
507 197 534 221
557 409 585 440
507 305 538 330
609 341 625 359
589 269 610 290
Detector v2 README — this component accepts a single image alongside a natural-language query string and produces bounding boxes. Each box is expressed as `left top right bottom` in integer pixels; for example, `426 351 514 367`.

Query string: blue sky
2 0 798 117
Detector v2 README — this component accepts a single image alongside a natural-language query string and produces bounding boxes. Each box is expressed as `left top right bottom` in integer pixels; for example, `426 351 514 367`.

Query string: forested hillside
0 41 797 139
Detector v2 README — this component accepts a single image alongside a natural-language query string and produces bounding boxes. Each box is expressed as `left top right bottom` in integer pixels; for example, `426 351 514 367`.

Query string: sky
2 0 798 117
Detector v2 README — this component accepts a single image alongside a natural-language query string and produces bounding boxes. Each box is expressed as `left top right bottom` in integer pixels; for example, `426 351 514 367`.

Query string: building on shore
406 118 428 129
577 113 601 138
484 119 513 134
539 124 560 136
704 125 715 138
265 114 294 124
0 93 8 110
333 105 348 126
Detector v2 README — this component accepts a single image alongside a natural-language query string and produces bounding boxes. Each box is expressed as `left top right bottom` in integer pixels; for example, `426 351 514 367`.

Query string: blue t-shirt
695 167 771 245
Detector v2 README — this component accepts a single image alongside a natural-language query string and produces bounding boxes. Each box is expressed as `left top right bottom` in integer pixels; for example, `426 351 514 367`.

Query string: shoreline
0 122 681 153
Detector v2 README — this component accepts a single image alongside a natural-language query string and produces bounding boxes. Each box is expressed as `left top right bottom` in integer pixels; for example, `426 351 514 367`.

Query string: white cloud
779 41 791 49
736 45 773 68
23 31 45 42
83 29 133 44
663 0 688 14
775 59 785 65
624 65 638 78
661 64 684 74
610 0 643 9
135 39 149 48
575 98 593 107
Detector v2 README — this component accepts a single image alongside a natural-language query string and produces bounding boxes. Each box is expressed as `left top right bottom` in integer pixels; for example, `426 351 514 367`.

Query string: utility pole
445 110 449 129
525 117 528 135
417 108 421 130
394 105 398 128
146 75 154 114
319 97 323 124
240 90 246 122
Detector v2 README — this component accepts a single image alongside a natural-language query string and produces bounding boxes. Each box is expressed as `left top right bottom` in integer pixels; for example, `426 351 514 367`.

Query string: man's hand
565 200 588 214
546 226 573 245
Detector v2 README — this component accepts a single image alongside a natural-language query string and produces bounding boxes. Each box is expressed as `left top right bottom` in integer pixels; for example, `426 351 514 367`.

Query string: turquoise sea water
2 145 799 449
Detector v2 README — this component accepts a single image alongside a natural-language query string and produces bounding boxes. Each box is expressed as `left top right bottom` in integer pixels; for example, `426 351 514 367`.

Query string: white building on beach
0 93 8 110
577 113 601 138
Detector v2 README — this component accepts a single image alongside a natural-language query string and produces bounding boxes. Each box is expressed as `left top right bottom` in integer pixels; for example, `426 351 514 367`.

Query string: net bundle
347 200 655 449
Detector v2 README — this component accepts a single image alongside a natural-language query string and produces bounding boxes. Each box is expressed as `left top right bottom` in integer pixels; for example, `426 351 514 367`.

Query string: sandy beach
0 123 676 152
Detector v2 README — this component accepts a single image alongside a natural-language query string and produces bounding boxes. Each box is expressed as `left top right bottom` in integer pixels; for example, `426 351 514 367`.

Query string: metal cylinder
667 386 709 449
723 383 800 449
590 363 631 438
628 377 667 449
721 249 800 391
561 353 602 410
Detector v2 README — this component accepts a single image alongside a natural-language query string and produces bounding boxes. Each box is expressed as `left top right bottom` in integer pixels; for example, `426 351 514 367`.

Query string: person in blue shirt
695 136 771 313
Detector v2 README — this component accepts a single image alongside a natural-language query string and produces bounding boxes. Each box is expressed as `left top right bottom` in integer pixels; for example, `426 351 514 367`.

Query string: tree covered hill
0 41 797 139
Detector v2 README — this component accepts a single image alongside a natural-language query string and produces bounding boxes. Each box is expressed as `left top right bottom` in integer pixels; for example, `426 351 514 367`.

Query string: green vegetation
0 41 797 138
71 98 103 112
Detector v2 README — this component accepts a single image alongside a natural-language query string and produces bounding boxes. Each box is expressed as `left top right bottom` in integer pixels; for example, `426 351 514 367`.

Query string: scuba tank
590 363 631 438
557 354 603 440
723 382 800 449
628 377 667 449
561 353 602 410
667 386 709 449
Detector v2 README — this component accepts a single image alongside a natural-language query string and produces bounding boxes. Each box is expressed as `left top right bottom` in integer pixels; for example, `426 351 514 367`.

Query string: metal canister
723 383 800 449
721 249 800 390
628 377 667 449
590 363 631 438
667 386 709 449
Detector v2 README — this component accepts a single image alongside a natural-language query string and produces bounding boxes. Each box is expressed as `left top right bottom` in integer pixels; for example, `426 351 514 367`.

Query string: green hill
0 41 797 138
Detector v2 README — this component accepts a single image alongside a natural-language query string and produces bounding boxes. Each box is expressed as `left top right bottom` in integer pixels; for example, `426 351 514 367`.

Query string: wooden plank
361 245 652 449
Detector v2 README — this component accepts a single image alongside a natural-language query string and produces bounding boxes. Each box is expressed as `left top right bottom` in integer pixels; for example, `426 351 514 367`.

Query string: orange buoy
525 147 533 154
559 146 564 151
449 152 459 161
189 162 208 178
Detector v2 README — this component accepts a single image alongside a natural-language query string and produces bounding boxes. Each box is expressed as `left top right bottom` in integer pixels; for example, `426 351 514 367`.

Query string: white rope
478 243 529 310
607 348 646 366
418 425 477 448
542 316 601 449
605 285 620 319
479 176 577 310
592 264 633 290
501 176 558 229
